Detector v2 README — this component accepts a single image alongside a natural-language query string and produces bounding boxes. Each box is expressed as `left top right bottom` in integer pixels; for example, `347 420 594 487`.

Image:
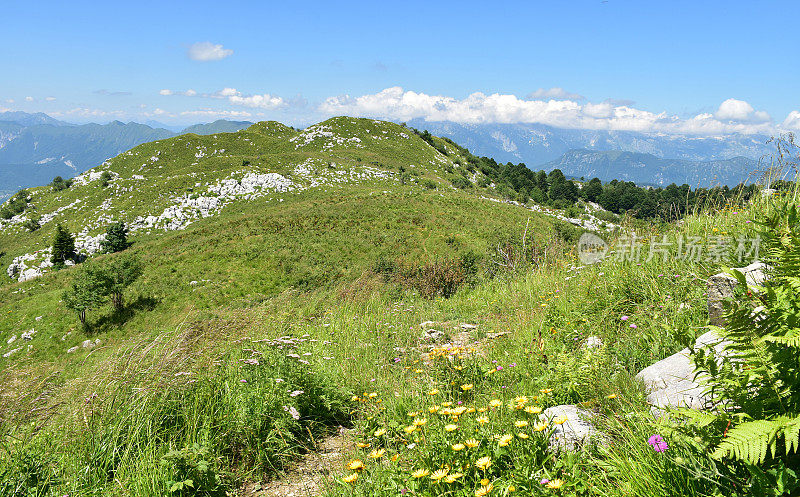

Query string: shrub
100 171 112 187
450 176 472 190
100 221 131 253
0 190 28 219
23 216 41 232
161 444 224 496
50 176 72 192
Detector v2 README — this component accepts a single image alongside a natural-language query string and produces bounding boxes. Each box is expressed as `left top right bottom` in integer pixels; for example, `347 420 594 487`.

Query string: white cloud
715 98 771 123
179 109 252 119
318 87 780 135
5 99 14 104
527 87 585 100
160 87 289 110
187 42 233 62
25 96 34 102
783 111 800 131
45 96 56 101
50 107 125 119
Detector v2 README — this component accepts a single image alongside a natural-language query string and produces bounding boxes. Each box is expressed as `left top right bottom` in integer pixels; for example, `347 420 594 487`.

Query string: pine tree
51 223 76 268
100 221 130 253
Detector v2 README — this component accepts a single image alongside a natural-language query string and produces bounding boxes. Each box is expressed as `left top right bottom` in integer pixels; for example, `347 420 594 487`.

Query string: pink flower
630 324 637 329
648 434 668 452
621 315 629 321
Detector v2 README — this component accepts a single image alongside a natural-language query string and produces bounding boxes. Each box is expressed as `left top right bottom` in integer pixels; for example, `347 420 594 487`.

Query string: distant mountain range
407 120 777 186
0 113 253 195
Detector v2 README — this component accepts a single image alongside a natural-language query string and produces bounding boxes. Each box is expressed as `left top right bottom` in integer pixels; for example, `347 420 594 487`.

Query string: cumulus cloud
318 87 780 135
25 96 34 102
187 42 233 61
715 98 771 123
160 87 291 110
45 96 56 101
527 87 585 101
179 109 253 119
50 108 125 119
783 111 800 131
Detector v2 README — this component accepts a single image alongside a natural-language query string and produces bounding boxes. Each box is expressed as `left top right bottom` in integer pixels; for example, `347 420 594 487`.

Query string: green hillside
1 117 791 497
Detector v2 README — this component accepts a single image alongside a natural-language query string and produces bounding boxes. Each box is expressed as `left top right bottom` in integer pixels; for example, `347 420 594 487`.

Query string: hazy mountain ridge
543 149 763 187
408 120 774 184
0 113 254 194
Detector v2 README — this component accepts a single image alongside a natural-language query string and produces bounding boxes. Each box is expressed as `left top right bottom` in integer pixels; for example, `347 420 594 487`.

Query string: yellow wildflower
369 448 385 459
348 460 364 471
475 483 493 496
481 478 490 486
465 438 480 448
390 454 400 462
461 384 474 391
374 428 387 437
533 421 548 432
517 432 529 439
607 394 618 399
477 416 490 425
546 479 564 489
428 389 440 395
553 415 568 425
498 434 513 447
413 417 427 427
408 411 419 417
342 472 359 483
514 420 529 428
452 443 465 451
442 401 453 407
489 399 503 408
514 396 528 405
429 405 440 413
524 406 542 414
445 424 459 432
404 425 417 434
356 442 370 448
475 456 492 470
444 472 463 483
540 388 553 394
430 468 449 482
412 468 430 479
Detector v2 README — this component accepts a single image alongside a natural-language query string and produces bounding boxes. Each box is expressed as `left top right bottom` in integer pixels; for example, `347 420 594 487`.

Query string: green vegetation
0 118 796 496
50 176 73 192
0 189 28 219
100 221 130 254
50 223 76 268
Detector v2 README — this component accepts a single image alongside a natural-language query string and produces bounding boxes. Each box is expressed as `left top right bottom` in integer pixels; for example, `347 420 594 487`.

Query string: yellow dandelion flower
607 394 618 399
475 456 492 470
514 420 529 428
452 406 467 415
540 388 553 394
404 425 417 434
444 472 463 483
475 483 494 496
348 460 364 471
553 415 568 425
368 392 378 398
342 472 359 483
524 406 542 414
430 468 449 482
415 369 423 373
428 389 440 395
442 401 453 407
546 479 564 489
374 428 387 437
517 432 529 439
452 443 465 451
369 448 385 459
514 396 528 405
467 407 476 413
445 424 459 432
498 434 513 447
465 438 480 448
351 395 360 401
412 468 430 479
477 407 488 413
489 399 502 408
413 417 427 427
481 478 490 486
356 442 370 448
429 405 440 413
508 485 516 492
390 454 400 462
461 384 474 391
408 411 419 417
477 416 490 425
533 421 548 432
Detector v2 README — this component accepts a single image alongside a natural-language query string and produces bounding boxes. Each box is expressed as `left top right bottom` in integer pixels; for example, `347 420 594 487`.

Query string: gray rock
3 347 21 358
636 330 726 410
460 323 478 330
67 346 78 353
542 405 601 450
421 329 446 342
707 261 767 326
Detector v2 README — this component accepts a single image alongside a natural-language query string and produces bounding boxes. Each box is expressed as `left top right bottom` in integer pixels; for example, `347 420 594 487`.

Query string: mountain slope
543 149 763 186
181 119 253 135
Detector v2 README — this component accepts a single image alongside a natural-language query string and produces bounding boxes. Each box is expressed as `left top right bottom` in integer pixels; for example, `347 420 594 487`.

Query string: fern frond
673 408 718 427
712 415 800 464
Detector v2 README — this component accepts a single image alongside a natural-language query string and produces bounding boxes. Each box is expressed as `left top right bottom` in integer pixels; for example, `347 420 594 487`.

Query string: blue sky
2 0 799 133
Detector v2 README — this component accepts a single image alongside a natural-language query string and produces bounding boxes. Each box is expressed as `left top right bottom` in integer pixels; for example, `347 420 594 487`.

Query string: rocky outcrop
542 405 602 450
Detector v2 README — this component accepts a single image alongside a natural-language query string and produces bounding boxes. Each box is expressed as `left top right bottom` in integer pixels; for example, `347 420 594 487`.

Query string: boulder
636 330 726 410
542 405 601 450
707 261 767 326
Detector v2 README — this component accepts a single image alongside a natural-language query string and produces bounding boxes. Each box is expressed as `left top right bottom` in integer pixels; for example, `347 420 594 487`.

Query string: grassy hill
0 117 789 497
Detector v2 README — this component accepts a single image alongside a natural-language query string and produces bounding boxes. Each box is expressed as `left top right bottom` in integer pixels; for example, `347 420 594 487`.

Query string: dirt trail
242 427 355 497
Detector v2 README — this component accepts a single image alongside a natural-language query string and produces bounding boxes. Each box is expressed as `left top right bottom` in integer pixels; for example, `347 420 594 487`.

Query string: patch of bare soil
241 426 355 497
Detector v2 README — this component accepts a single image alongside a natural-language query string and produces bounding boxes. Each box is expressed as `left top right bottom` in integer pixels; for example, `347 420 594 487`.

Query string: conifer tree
51 223 76 268
100 221 130 253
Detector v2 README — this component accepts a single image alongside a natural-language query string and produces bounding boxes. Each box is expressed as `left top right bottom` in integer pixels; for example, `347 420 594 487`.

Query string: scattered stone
419 320 436 328
21 329 35 341
707 261 767 326
189 280 199 286
460 323 478 330
35 316 42 321
3 347 21 358
542 405 601 450
67 346 79 353
7 335 16 344
421 329 446 342
584 336 603 349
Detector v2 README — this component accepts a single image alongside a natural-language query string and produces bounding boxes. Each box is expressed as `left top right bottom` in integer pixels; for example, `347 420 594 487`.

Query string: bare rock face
707 261 767 326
